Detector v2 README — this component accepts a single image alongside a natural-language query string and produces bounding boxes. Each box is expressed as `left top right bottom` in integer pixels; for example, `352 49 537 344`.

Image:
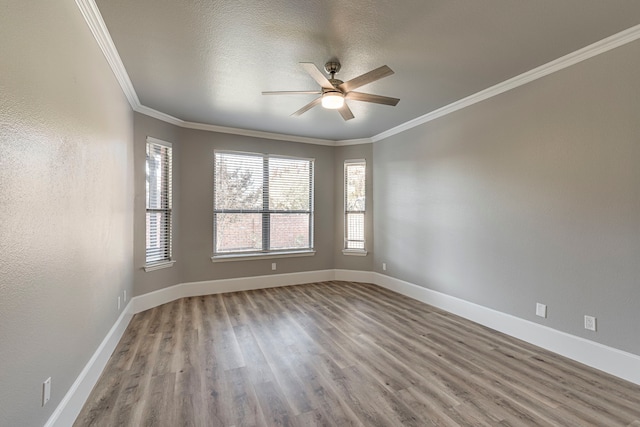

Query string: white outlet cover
118 296 121 310
43 377 51 406
536 303 547 318
382 263 387 271
271 263 276 271
584 315 597 331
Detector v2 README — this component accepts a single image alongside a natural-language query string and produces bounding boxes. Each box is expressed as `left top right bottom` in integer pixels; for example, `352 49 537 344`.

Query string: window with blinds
146 138 173 264
214 151 314 256
344 160 366 250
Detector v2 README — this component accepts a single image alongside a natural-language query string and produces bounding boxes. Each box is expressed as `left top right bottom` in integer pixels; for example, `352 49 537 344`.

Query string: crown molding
74 0 140 109
134 104 183 126
181 119 337 146
137 105 374 145
136 104 337 145
77 0 640 147
75 0 338 147
334 138 373 146
372 23 640 143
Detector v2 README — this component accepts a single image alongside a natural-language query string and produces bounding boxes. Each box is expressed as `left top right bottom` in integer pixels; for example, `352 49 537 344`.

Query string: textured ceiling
95 0 640 141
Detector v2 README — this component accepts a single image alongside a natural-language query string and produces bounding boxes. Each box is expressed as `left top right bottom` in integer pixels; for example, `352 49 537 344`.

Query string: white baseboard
131 269 335 314
49 268 640 427
371 272 640 386
45 301 134 427
334 269 375 283
45 269 335 427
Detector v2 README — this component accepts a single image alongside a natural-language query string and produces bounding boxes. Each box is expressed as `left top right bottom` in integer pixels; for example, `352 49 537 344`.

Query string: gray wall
374 40 640 355
133 114 339 294
179 128 335 284
3 2 638 426
0 0 134 426
334 144 374 271
133 113 182 296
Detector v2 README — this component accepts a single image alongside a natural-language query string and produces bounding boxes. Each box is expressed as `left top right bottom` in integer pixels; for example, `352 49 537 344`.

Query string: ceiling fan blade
338 65 394 93
291 97 322 117
338 103 355 121
300 62 334 89
346 91 400 106
262 90 322 95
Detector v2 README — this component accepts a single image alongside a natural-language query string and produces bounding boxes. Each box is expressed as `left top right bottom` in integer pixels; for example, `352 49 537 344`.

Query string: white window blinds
345 160 366 250
146 139 173 264
214 151 314 255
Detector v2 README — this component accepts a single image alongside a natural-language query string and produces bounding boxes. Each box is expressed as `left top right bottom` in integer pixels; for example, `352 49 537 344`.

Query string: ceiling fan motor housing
324 61 341 76
328 79 343 89
261 60 398 121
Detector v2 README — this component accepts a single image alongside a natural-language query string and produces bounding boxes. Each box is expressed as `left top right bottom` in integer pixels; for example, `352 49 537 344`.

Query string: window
344 160 366 253
145 137 173 267
214 151 314 257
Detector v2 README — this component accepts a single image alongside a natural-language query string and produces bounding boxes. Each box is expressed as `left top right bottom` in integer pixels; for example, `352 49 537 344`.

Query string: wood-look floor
75 281 640 426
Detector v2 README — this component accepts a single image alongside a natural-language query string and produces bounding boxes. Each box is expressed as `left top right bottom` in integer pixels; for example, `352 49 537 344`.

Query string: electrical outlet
584 315 597 331
123 290 127 302
118 296 121 310
536 303 547 318
382 263 387 271
271 263 276 271
42 377 51 406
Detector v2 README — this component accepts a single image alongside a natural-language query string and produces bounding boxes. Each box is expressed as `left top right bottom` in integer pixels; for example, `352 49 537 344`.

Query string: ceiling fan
262 60 400 121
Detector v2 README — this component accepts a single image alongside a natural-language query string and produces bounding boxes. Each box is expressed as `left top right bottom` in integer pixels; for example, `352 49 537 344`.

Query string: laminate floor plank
232 324 277 385
221 367 266 427
139 373 175 427
75 281 640 426
396 386 460 427
253 381 295 427
285 348 363 427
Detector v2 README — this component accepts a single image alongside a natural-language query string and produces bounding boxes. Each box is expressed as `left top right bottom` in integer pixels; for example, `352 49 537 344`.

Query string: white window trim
145 136 174 268
144 260 176 272
146 136 173 148
344 159 366 253
211 250 315 263
213 150 315 257
342 249 368 256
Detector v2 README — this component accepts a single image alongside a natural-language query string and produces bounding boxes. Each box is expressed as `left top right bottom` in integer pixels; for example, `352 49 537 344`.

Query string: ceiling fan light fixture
263 61 397 120
321 92 344 109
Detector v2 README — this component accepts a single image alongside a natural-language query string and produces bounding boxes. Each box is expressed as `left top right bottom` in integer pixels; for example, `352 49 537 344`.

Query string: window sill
143 260 176 272
342 249 368 257
211 250 316 263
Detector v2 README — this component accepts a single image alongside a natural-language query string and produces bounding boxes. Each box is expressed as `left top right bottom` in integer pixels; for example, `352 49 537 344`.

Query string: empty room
2 0 640 426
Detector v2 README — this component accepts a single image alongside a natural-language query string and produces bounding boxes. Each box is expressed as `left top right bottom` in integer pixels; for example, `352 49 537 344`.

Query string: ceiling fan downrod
261 59 399 121
324 61 344 88
324 61 341 79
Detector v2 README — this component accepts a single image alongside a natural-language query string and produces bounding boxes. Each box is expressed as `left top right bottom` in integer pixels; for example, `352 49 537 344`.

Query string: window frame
144 136 175 271
343 159 367 256
212 150 315 261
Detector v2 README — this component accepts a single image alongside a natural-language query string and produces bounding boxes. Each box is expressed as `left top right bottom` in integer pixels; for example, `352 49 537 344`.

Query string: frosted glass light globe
321 92 344 109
